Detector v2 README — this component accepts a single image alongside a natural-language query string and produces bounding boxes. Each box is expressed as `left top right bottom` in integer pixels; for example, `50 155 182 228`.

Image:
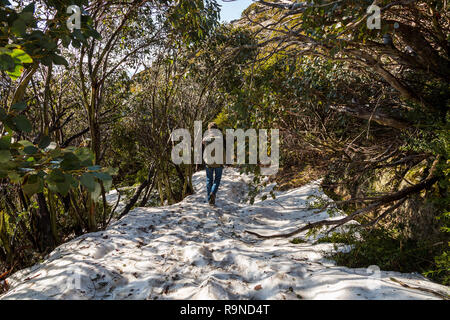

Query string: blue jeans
206 167 223 201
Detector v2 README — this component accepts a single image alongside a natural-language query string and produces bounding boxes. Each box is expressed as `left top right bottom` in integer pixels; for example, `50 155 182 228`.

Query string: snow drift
1 168 448 300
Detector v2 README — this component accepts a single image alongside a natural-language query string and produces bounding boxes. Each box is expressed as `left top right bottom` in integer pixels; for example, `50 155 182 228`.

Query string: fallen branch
118 163 155 219
329 104 411 130
389 277 449 300
0 268 12 281
362 198 407 228
245 201 381 239
245 175 439 239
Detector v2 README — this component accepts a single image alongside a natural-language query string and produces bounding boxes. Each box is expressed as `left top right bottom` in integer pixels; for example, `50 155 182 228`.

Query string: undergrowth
316 228 449 285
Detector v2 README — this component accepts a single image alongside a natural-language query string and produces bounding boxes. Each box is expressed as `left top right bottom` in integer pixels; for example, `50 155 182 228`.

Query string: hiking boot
209 193 216 205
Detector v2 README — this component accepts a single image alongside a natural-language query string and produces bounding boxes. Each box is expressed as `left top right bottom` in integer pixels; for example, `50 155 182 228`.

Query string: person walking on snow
202 122 225 205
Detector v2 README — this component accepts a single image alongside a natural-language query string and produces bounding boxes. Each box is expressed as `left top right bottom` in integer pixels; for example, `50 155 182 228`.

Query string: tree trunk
88 83 101 164
329 104 411 130
35 193 55 252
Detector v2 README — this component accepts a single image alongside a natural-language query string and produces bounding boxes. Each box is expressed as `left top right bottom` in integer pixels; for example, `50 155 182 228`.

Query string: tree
229 0 449 234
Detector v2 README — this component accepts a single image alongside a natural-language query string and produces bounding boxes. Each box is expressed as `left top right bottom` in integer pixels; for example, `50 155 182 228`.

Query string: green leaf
22 3 35 13
51 54 68 66
71 39 81 48
13 115 32 132
60 152 81 170
41 39 57 50
47 172 72 196
89 28 102 40
47 169 65 183
8 171 20 183
0 108 7 121
0 54 15 71
11 102 27 111
0 136 11 150
0 157 16 170
61 35 71 48
73 29 86 42
48 149 61 159
102 178 112 192
18 140 34 148
22 174 43 196
23 145 38 154
40 55 52 66
6 64 24 80
105 167 119 176
80 172 95 192
5 44 19 49
0 150 11 163
12 19 26 36
51 181 70 196
92 171 112 181
11 49 33 64
74 147 93 166
38 135 51 149
67 174 78 188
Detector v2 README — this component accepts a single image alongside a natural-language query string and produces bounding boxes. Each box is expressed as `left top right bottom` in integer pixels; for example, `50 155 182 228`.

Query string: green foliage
224 2 449 288
0 0 115 199
0 110 113 198
290 238 307 244
321 228 449 285
167 0 220 46
0 0 96 80
0 1 120 273
424 249 450 285
244 173 275 205
0 0 447 291
316 230 357 245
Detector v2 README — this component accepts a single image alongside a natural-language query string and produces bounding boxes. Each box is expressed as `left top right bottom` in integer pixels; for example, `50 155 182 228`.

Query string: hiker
202 122 225 205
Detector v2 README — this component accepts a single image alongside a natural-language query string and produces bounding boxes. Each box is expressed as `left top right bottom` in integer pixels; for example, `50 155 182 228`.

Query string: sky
218 0 254 22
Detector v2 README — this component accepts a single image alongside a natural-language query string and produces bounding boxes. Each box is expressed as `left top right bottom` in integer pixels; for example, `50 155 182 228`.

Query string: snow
1 167 448 300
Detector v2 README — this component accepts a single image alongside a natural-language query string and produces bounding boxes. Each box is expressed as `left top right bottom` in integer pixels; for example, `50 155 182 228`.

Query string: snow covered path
1 168 448 300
